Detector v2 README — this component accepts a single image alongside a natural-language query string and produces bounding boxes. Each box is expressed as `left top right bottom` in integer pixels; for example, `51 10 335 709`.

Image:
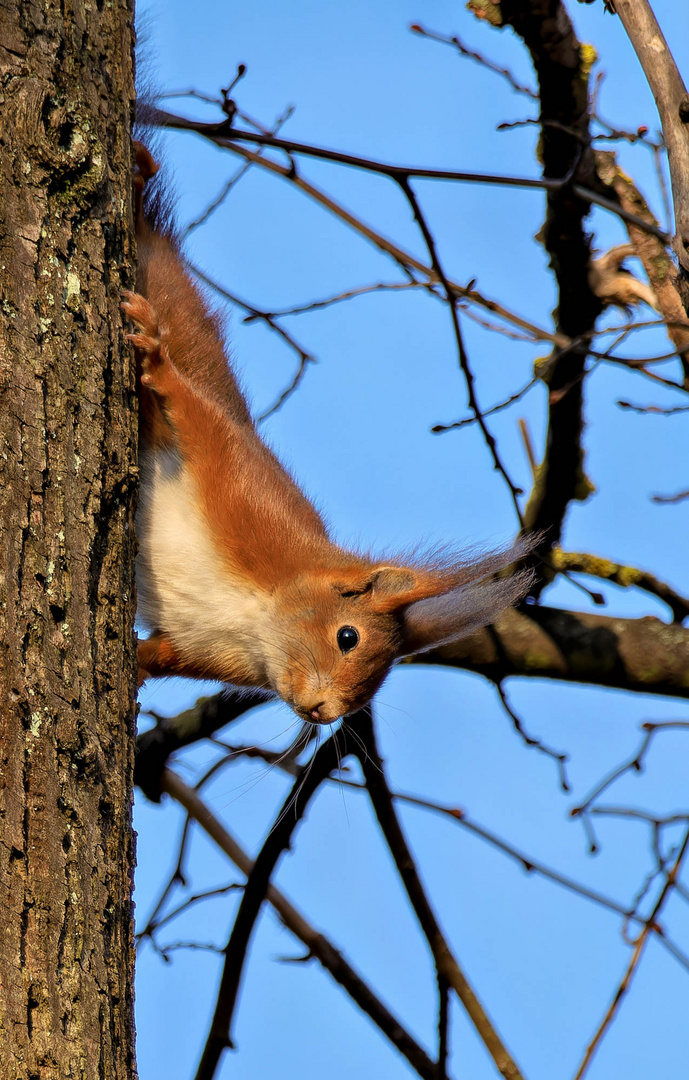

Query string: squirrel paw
121 291 170 388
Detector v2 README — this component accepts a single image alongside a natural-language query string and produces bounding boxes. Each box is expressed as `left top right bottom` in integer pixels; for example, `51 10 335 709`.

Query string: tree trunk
0 2 138 1076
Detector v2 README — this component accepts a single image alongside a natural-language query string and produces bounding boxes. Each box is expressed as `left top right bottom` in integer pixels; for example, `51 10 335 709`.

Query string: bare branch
610 0 689 269
136 815 193 942
210 744 689 973
187 261 315 355
135 687 268 801
550 549 689 622
245 279 430 318
493 3 602 570
185 260 317 417
147 105 670 241
437 974 451 1080
142 884 241 941
160 941 225 958
356 708 527 1080
192 714 370 1080
409 605 689 700
164 127 575 349
162 766 446 1080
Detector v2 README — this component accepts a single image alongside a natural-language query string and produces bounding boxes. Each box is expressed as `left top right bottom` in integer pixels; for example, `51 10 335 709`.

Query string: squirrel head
266 545 532 724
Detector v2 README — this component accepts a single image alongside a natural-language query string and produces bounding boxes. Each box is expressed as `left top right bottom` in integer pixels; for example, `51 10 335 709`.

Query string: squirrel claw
121 291 160 338
122 292 170 383
127 331 159 353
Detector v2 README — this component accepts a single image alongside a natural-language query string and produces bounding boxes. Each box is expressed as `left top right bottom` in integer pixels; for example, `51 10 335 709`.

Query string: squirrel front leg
137 632 214 687
138 632 269 690
122 291 238 464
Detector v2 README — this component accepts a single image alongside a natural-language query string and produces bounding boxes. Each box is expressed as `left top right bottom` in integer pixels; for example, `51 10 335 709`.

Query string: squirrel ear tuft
369 566 418 598
335 566 419 605
340 536 538 618
365 566 429 613
398 568 532 657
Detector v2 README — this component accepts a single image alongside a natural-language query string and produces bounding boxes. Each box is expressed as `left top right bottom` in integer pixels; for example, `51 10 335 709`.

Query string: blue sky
133 2 689 1078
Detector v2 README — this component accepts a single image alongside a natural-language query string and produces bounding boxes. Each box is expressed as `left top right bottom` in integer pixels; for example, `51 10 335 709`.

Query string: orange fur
128 144 533 722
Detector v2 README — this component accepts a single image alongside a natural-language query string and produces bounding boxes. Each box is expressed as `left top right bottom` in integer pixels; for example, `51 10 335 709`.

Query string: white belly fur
136 448 273 682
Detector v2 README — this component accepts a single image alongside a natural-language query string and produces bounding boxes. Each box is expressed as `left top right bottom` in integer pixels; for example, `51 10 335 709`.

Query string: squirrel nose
309 702 326 722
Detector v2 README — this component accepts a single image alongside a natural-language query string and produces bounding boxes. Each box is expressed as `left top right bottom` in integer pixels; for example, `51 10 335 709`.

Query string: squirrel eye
337 626 359 654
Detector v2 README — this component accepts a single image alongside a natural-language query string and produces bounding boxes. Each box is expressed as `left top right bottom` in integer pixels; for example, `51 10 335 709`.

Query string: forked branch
162 768 445 1080
355 708 527 1080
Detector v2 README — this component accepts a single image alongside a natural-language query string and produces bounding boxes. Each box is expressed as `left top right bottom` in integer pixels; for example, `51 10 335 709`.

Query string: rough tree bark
0 1 138 1077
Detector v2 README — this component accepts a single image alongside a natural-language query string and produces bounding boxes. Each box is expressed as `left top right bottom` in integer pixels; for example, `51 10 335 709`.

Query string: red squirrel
124 144 532 724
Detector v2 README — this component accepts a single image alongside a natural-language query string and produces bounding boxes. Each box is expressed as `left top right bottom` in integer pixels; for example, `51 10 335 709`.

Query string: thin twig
156 87 223 106
572 828 689 1080
617 399 689 415
651 140 673 237
459 305 536 340
652 488 689 505
409 23 537 99
161 941 225 958
396 174 525 524
182 105 295 236
136 816 193 942
432 379 539 434
244 279 430 318
591 807 689 827
184 259 316 418
494 681 570 791
519 417 539 480
139 883 240 942
571 722 689 851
